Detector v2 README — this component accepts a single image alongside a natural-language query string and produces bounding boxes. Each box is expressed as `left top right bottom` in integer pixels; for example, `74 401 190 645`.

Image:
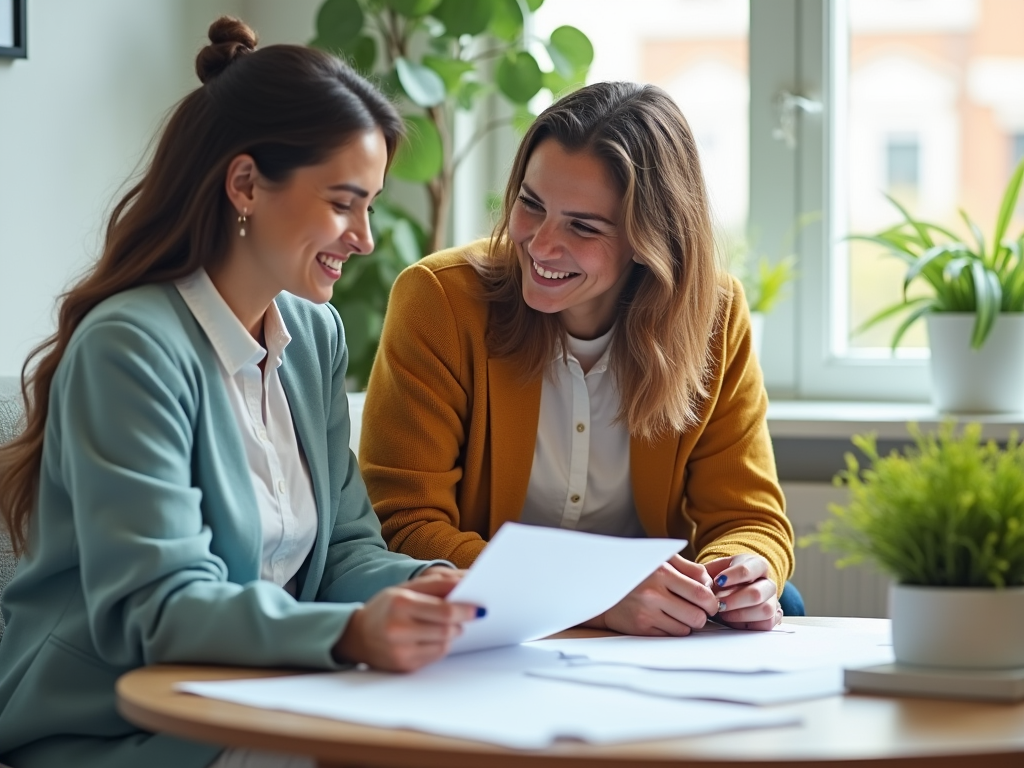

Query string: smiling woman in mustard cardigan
361 82 796 637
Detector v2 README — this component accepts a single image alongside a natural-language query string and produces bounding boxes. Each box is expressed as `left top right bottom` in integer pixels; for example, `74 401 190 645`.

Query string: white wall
0 0 325 379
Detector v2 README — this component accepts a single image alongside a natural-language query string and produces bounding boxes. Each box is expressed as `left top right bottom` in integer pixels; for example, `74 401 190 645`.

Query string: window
886 135 919 191
744 0 1024 400
506 1 1024 402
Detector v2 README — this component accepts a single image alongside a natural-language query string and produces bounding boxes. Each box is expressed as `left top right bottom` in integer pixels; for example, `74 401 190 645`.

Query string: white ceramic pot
927 313 1024 413
890 584 1024 669
749 311 765 360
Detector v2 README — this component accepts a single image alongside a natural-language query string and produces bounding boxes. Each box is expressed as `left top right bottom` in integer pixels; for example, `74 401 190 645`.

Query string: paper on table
177 645 800 749
445 522 687 654
528 623 894 673
527 665 845 705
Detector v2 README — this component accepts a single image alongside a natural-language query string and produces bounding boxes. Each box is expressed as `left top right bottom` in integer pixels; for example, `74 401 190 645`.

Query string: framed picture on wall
0 0 26 59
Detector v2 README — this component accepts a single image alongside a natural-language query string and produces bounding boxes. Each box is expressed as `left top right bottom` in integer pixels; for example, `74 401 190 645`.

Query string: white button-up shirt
520 325 645 537
176 269 318 594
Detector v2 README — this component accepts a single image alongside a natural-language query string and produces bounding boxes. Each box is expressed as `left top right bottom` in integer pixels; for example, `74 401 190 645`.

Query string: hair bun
196 17 258 84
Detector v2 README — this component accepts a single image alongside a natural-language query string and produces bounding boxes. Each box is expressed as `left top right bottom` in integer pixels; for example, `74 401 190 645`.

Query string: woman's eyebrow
327 183 374 196
522 182 614 225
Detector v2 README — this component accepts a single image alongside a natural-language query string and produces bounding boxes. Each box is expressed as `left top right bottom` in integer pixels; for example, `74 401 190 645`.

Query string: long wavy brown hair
0 17 403 556
471 82 723 441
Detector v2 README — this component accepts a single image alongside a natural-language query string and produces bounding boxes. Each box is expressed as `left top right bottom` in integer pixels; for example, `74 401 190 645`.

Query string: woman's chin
521 289 562 316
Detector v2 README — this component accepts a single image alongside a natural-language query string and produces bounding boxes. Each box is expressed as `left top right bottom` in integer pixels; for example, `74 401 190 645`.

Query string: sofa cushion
0 380 24 642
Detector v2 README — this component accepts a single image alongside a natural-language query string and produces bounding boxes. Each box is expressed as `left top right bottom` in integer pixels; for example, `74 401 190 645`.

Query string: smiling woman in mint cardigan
0 19 479 768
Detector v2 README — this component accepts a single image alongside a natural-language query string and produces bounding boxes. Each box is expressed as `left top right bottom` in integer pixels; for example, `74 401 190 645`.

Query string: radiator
783 482 891 618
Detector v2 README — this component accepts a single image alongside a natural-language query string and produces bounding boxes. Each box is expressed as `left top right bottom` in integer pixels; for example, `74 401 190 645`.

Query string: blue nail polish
715 574 728 587
475 606 487 618
718 601 727 613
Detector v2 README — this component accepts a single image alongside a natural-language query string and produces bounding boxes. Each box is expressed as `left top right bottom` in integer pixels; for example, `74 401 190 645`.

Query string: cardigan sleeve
686 280 795 594
315 301 453 602
360 263 488 566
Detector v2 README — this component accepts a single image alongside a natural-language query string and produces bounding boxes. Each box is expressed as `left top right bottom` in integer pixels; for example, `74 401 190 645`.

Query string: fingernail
718 601 727 613
475 606 487 618
715 574 728 587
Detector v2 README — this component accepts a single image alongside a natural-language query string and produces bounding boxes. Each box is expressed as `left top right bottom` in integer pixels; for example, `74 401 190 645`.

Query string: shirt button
277 479 286 494
571 494 581 503
576 423 586 433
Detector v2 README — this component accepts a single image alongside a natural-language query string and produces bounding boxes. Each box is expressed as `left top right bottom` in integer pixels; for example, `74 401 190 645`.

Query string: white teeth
317 253 342 271
532 259 576 280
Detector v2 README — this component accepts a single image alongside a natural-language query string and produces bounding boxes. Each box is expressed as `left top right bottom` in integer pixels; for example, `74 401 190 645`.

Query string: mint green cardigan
0 284 442 768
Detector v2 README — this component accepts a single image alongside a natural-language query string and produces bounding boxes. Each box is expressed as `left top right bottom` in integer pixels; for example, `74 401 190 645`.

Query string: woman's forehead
522 140 622 211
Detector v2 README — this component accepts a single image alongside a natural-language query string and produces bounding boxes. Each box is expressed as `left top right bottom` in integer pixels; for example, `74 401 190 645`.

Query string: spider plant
853 156 1024 350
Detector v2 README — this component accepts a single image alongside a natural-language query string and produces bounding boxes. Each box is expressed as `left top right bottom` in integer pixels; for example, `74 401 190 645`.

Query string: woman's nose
345 211 374 255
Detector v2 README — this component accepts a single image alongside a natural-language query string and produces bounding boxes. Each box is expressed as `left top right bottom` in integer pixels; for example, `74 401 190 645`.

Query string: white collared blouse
520 325 645 538
176 269 318 594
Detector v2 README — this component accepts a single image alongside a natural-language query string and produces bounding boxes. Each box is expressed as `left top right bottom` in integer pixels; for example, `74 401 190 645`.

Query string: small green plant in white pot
807 423 1024 669
726 235 799 358
853 157 1024 413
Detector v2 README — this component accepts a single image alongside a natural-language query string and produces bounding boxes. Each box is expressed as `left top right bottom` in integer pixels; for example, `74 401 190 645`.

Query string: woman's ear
224 154 259 215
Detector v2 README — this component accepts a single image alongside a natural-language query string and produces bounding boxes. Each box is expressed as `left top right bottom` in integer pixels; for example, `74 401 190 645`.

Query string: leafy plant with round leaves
853 156 1024 350
804 422 1024 588
311 0 594 386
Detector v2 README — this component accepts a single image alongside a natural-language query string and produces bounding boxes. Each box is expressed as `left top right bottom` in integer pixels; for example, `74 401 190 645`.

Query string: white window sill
767 400 1024 441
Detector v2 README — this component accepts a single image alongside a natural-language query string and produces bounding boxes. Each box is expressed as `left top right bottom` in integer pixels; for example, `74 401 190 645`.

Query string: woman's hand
584 555 720 636
333 567 480 672
704 553 782 631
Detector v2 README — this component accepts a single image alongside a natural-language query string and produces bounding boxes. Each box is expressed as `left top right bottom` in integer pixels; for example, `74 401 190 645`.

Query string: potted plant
311 0 594 386
725 215 813 357
853 157 1024 412
807 422 1024 669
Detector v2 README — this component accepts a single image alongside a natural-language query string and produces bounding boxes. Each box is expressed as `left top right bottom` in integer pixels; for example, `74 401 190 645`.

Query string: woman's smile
530 258 581 283
315 251 348 280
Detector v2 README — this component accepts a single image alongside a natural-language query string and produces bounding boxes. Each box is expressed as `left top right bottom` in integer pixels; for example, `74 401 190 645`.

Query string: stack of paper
178 524 889 747
525 623 893 706
179 646 799 749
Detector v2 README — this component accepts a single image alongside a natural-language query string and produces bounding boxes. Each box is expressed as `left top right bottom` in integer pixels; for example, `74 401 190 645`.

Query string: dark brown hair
470 82 723 440
0 17 404 555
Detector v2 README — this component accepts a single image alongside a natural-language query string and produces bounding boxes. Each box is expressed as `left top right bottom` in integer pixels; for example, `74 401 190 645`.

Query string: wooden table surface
116 617 1024 768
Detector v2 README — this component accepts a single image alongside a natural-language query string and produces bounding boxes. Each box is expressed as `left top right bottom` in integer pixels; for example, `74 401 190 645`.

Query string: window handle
772 90 823 149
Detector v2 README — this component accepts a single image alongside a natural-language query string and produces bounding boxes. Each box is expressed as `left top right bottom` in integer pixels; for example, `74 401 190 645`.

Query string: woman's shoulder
393 239 492 316
406 238 489 289
73 283 195 354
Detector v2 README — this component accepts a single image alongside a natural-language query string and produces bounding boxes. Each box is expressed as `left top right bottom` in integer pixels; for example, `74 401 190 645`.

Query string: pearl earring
238 209 248 238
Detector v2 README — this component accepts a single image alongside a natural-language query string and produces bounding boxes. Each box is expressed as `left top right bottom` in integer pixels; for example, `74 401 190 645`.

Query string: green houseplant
725 215 813 358
311 0 594 386
852 157 1024 412
854 157 1024 351
807 422 1024 668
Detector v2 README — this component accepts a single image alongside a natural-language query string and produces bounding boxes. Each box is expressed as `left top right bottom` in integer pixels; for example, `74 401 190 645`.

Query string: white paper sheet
445 522 687 654
527 664 845 705
528 622 894 673
178 646 799 749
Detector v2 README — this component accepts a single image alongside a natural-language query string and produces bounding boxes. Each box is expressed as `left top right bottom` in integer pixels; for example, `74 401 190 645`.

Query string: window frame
750 0 932 402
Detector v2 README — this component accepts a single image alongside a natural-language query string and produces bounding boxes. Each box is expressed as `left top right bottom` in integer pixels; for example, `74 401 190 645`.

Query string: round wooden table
116 617 1024 768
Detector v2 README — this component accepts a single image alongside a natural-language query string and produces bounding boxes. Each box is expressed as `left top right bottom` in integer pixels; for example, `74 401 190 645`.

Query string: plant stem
452 116 516 172
427 103 452 252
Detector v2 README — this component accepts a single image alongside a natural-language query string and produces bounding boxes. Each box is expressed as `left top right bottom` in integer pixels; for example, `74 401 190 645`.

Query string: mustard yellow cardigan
360 241 794 592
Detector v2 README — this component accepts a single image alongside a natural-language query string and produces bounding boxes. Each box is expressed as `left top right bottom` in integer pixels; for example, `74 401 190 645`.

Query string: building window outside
886 135 920 191
838 0 1024 357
